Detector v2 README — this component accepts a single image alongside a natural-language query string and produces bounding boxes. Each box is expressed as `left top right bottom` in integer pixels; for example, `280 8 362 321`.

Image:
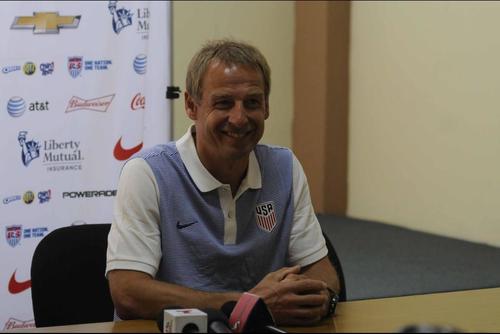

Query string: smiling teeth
227 132 245 138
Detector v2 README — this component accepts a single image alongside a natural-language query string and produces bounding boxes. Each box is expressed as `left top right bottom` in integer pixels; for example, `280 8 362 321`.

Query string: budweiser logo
131 93 146 110
3 318 35 330
65 94 115 113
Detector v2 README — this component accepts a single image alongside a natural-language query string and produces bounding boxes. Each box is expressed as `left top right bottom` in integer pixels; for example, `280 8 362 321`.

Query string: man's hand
249 266 329 326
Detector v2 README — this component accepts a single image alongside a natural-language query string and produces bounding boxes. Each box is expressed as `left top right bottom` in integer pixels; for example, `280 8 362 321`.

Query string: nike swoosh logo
113 137 143 161
176 221 198 229
8 270 31 294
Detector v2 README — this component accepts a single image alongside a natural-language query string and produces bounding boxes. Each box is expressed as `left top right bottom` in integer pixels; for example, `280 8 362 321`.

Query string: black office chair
323 232 347 301
30 224 114 327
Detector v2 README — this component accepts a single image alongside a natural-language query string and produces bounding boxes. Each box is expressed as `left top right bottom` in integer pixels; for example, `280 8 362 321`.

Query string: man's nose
228 102 248 127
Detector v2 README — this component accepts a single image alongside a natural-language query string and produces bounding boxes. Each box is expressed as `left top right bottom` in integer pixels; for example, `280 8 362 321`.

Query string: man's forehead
209 87 264 97
201 64 264 97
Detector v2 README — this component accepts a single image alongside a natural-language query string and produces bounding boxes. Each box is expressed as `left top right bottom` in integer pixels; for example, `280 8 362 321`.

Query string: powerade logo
133 54 146 74
62 190 117 199
7 97 25 117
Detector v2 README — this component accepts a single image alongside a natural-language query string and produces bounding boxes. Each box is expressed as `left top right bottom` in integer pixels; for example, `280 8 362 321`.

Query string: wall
171 1 295 148
349 2 500 247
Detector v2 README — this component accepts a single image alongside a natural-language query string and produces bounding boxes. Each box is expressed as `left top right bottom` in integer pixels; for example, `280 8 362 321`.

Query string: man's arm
107 270 241 319
301 256 341 297
108 266 329 323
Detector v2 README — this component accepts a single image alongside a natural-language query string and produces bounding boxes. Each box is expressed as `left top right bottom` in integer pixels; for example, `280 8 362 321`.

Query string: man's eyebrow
211 94 233 100
246 93 264 99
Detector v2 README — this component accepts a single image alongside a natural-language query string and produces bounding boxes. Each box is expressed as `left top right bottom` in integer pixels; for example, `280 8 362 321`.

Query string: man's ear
185 92 198 120
264 99 270 120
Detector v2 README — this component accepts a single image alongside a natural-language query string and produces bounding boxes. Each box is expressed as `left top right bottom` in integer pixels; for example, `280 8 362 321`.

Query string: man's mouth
223 129 253 139
226 131 246 138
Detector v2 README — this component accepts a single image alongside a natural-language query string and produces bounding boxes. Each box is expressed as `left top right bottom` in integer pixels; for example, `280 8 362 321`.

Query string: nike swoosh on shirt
176 221 198 229
113 137 143 161
8 270 31 294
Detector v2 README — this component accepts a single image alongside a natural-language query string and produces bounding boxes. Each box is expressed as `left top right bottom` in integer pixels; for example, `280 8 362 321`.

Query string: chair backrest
323 232 347 301
30 224 114 327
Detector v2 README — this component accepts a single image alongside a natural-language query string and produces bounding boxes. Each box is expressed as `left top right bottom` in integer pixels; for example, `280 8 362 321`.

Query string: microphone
221 293 287 333
201 308 233 333
156 308 207 333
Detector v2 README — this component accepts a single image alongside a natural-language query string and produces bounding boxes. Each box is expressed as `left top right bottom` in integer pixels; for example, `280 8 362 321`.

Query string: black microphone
201 308 233 333
221 294 287 333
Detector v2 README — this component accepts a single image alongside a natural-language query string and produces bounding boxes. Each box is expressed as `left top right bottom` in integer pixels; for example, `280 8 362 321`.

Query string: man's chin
224 146 254 161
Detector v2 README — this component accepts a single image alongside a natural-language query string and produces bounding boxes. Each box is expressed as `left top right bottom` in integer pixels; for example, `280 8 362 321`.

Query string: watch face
327 288 339 316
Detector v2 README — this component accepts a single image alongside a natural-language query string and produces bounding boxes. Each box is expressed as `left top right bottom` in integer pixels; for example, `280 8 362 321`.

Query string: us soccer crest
68 56 82 78
255 201 277 232
6 225 22 248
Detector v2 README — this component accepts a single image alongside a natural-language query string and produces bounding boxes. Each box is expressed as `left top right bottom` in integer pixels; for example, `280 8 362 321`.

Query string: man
106 39 340 326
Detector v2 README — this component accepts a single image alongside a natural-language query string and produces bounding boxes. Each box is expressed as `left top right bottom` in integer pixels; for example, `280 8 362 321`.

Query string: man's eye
244 99 262 109
214 100 233 109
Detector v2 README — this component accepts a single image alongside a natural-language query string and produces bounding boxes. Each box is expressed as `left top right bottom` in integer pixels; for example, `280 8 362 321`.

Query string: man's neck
203 155 248 197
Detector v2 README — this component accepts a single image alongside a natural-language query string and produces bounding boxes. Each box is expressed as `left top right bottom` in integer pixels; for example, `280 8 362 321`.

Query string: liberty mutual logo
108 0 133 34
18 131 40 166
17 131 85 171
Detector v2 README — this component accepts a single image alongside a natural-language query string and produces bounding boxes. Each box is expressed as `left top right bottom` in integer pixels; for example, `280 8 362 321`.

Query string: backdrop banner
0 1 171 329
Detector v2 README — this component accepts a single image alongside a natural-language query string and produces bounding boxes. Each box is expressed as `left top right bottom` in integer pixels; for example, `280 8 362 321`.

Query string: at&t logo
7 97 50 118
7 97 25 117
133 54 147 74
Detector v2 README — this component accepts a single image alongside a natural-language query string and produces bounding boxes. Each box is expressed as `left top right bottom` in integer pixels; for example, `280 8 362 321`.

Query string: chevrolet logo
11 12 81 34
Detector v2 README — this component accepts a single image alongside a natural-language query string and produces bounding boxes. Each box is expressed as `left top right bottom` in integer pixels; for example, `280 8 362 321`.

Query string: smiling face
185 61 269 170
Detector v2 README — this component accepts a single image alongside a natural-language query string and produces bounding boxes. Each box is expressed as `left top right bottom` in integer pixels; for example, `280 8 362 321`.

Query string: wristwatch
325 287 339 317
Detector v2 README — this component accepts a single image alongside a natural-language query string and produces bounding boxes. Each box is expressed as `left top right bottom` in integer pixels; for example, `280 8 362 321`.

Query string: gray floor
318 214 500 301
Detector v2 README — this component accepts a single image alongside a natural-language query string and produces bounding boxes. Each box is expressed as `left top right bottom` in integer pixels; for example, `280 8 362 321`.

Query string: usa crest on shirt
255 201 277 232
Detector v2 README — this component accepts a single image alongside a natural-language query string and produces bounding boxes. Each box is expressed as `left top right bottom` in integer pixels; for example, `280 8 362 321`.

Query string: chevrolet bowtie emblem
11 12 81 34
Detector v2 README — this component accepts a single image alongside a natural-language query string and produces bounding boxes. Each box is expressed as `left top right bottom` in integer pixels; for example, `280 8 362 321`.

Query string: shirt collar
176 126 262 193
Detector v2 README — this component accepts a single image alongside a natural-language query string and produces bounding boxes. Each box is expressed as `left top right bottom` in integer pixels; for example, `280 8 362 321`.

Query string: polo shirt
106 126 327 279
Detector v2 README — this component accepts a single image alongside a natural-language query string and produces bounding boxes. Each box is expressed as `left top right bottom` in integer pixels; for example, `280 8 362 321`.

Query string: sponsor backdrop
0 1 172 329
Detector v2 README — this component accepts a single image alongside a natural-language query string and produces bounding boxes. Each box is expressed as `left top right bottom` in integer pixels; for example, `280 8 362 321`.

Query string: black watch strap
326 287 339 317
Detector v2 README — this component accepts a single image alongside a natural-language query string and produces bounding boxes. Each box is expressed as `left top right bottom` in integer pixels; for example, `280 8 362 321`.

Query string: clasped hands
249 265 329 326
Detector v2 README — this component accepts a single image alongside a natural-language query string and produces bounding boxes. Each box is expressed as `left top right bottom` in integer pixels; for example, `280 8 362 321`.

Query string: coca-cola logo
3 318 35 330
131 93 146 110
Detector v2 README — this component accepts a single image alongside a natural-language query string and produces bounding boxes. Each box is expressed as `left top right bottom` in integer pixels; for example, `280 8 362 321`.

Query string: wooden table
5 287 500 333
